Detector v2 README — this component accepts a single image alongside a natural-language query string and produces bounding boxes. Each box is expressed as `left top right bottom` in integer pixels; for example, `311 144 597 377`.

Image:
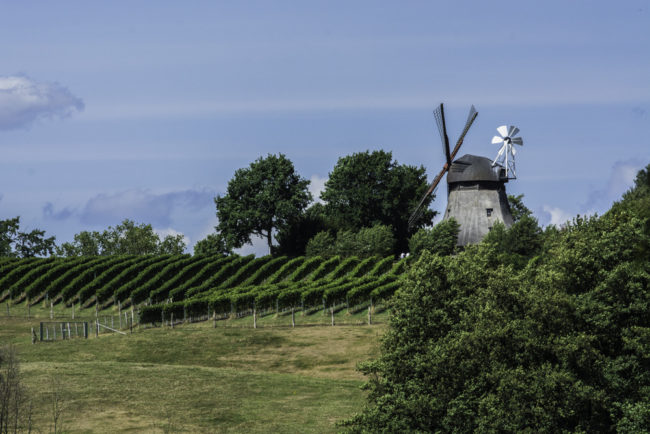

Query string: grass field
0 302 387 433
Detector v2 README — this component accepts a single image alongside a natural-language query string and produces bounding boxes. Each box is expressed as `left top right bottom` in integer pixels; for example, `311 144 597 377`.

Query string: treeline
344 164 650 432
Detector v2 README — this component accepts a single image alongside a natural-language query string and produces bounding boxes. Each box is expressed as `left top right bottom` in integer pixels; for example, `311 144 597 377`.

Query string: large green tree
320 150 433 254
215 153 311 254
0 216 56 257
344 166 650 432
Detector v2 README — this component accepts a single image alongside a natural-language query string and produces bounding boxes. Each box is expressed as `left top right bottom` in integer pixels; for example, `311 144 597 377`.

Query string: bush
408 217 459 257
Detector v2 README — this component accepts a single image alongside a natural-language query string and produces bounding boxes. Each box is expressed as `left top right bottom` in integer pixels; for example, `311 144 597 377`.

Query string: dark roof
447 154 505 183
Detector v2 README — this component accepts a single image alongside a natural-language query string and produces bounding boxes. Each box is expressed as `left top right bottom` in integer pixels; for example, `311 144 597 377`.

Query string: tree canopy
320 150 433 254
0 217 56 257
215 153 311 254
56 219 186 256
344 164 650 432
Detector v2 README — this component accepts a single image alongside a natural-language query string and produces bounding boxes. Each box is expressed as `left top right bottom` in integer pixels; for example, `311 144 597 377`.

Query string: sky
0 0 648 256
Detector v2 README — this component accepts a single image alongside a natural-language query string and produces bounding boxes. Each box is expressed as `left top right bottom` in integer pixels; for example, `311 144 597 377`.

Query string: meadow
1 302 388 433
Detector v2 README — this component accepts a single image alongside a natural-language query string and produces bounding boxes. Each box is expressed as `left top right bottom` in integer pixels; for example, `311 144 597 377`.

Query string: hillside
1 303 388 432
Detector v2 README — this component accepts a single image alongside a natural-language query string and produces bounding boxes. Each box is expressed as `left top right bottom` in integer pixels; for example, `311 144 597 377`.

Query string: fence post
368 305 372 325
40 322 44 342
84 322 89 338
95 319 98 338
213 310 216 328
291 306 295 328
171 312 174 329
72 302 75 320
330 306 335 326
253 306 257 329
50 302 53 319
67 322 71 339
118 300 122 329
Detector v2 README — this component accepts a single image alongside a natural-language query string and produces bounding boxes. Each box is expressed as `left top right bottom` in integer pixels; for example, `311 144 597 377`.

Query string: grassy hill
1 302 388 433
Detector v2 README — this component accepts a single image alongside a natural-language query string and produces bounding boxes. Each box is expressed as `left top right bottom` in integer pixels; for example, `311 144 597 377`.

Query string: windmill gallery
409 104 524 246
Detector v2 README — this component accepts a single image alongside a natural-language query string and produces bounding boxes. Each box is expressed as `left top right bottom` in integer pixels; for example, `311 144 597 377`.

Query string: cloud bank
0 75 84 130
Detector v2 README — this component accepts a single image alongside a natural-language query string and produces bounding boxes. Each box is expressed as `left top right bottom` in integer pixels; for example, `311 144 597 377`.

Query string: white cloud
0 75 84 130
542 205 574 227
309 174 327 204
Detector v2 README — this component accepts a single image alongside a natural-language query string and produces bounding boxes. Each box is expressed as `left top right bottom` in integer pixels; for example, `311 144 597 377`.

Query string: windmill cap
447 154 506 183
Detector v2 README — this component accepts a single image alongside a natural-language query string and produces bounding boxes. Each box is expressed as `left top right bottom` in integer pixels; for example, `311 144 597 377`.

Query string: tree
215 153 311 254
306 224 395 257
0 216 56 257
56 219 186 256
305 231 335 257
273 203 330 256
0 345 32 433
344 167 650 432
193 233 231 256
320 150 433 254
408 218 460 257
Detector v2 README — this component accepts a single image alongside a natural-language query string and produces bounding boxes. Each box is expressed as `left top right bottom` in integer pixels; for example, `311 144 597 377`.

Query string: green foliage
0 216 56 257
57 219 186 256
274 203 330 256
193 233 232 256
321 150 434 254
344 169 650 432
307 225 395 258
408 218 460 257
215 153 311 254
305 231 335 257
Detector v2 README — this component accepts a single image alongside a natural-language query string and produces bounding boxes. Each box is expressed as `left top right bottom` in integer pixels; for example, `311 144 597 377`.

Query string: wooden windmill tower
409 104 524 246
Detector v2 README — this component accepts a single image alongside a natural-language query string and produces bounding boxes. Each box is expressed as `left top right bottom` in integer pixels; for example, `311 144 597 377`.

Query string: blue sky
1 1 648 255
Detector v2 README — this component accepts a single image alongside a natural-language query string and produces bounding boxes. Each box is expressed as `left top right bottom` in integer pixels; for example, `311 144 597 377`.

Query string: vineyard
0 254 407 325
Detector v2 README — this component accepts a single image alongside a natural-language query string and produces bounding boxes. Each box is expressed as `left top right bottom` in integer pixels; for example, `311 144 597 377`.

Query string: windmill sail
407 104 478 229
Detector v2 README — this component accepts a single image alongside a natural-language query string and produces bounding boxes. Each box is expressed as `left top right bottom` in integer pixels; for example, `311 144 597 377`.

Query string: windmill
409 104 518 246
491 125 524 179
408 103 478 228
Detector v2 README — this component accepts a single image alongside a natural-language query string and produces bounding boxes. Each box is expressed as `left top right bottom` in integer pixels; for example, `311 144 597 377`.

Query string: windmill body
443 154 513 246
408 104 523 248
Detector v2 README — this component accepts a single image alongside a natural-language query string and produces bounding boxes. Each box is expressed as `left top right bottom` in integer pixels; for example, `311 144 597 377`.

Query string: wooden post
40 322 44 342
67 322 71 338
60 323 64 339
213 310 216 328
46 326 49 340
50 302 53 319
330 307 335 326
291 306 295 328
6 300 9 317
171 312 174 329
118 301 122 329
368 305 372 325
253 307 257 329
95 319 99 337
71 302 75 320
131 305 134 330
111 315 114 329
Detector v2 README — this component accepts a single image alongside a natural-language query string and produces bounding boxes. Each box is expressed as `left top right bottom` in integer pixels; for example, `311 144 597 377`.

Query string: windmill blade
497 125 509 137
450 105 478 160
491 135 504 144
433 104 452 166
408 165 447 228
508 126 520 137
511 137 524 146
